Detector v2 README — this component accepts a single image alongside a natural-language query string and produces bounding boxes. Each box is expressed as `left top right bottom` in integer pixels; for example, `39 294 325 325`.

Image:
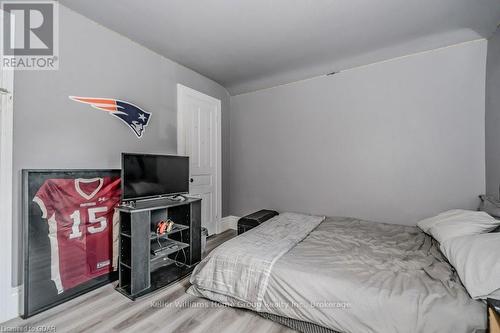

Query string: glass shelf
149 224 189 240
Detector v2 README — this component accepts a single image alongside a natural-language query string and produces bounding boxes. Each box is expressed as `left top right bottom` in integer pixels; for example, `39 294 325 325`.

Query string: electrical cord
174 229 187 267
156 232 162 250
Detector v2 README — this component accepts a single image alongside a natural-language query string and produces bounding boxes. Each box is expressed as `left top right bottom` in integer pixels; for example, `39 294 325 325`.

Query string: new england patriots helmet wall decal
69 96 152 138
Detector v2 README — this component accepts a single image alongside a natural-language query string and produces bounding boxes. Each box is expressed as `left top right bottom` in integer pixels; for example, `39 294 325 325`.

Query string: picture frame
22 169 121 318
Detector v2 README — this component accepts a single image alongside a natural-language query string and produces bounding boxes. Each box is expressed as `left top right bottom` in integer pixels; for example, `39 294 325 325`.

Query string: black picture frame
22 169 121 318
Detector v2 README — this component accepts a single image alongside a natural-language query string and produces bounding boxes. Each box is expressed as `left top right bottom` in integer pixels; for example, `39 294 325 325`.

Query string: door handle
190 178 194 183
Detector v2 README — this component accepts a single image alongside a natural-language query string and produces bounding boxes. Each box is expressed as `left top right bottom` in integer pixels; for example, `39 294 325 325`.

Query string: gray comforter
188 214 486 333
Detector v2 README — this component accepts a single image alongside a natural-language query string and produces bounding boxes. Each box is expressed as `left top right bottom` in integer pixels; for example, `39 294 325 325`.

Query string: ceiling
59 0 500 95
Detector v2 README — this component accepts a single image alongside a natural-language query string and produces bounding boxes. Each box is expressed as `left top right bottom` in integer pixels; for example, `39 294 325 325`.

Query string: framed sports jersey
22 169 121 318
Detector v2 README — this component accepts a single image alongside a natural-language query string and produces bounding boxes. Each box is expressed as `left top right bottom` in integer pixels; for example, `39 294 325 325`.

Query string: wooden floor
3 229 296 333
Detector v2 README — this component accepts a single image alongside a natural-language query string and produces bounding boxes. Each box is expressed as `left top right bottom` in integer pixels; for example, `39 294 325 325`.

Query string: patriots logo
69 96 152 138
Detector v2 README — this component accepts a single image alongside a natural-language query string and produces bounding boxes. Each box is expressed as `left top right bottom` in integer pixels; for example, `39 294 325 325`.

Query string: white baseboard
0 286 20 323
218 216 239 233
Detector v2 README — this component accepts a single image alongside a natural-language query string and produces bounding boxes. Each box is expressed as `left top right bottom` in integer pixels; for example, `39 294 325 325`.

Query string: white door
177 84 221 236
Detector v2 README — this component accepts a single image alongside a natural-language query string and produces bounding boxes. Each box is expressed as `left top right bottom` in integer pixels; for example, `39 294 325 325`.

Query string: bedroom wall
229 40 487 225
12 5 230 285
485 28 500 198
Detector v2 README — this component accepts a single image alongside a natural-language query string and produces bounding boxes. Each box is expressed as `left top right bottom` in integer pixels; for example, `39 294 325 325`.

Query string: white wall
229 40 487 225
486 28 500 198
11 4 230 292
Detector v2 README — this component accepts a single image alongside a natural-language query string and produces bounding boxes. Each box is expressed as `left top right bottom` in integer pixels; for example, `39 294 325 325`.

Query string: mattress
188 214 486 333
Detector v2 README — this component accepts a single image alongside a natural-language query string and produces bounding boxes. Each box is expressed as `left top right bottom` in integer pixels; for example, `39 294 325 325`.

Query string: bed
187 212 486 333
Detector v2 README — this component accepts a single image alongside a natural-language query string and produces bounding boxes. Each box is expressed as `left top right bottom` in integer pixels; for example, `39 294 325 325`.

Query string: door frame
0 54 16 321
177 84 222 234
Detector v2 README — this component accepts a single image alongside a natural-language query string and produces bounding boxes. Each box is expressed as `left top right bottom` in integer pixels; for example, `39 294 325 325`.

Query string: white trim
75 177 104 200
0 27 16 321
10 286 21 317
32 199 64 293
47 214 63 294
33 196 48 219
177 84 222 234
219 216 239 233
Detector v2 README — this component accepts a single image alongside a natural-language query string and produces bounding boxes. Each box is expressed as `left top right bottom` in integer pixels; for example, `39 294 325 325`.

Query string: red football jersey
33 177 121 293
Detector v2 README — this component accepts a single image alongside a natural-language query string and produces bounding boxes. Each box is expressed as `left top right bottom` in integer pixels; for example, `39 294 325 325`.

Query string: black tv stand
115 197 201 300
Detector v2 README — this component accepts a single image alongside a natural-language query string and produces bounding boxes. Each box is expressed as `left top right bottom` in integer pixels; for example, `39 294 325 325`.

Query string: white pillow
417 209 469 233
426 210 499 243
440 232 500 299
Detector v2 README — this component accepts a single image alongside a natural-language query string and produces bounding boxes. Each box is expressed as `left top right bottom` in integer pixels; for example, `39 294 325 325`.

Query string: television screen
122 153 189 200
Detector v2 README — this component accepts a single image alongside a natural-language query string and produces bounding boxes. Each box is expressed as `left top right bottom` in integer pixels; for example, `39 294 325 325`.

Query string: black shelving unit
115 197 201 300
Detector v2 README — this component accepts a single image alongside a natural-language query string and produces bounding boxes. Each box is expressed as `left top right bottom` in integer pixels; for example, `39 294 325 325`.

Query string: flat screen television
121 153 189 201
